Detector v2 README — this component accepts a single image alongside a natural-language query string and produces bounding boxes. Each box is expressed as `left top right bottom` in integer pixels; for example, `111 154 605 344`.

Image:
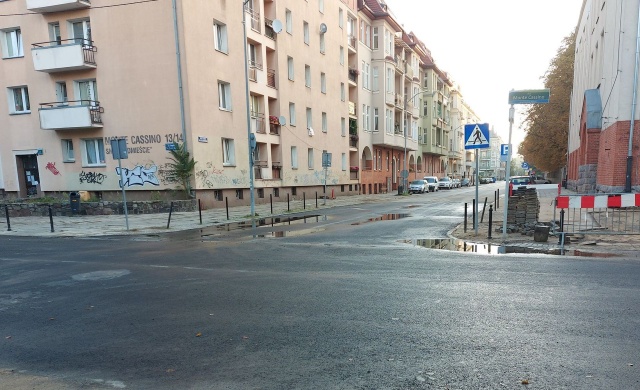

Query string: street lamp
242 0 256 233
402 88 437 193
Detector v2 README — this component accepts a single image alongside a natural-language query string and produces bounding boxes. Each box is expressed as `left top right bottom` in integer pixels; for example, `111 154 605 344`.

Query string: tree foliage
166 142 196 198
519 31 575 173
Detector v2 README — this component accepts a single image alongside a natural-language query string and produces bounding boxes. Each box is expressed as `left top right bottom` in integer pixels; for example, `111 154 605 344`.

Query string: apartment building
568 0 640 193
0 0 482 206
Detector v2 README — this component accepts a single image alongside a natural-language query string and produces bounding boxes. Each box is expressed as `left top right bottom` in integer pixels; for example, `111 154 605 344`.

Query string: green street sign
508 89 550 105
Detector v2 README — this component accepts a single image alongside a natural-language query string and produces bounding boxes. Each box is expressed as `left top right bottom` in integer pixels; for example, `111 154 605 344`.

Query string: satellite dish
271 19 283 34
278 115 287 126
319 23 327 34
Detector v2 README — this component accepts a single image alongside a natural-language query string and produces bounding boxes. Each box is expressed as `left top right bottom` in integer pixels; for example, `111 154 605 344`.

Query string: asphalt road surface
1 185 639 389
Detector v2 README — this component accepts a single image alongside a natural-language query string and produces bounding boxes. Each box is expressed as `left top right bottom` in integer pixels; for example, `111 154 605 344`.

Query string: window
236 189 244 200
61 140 74 162
340 82 345 101
320 72 326 93
372 67 379 92
287 56 294 80
319 34 325 54
285 9 292 34
2 28 23 58
308 148 314 169
386 68 393 91
305 65 311 87
289 102 296 126
385 108 393 134
303 22 309 45
374 108 379 131
322 112 327 132
362 61 370 90
71 19 92 46
214 190 223 201
318 0 324 13
339 9 344 29
218 81 232 110
49 23 61 45
213 21 228 53
76 79 98 105
291 146 298 168
342 153 346 171
306 107 312 129
82 138 105 166
55 81 68 104
373 27 379 49
222 138 235 165
341 117 346 136
339 46 344 65
8 86 30 114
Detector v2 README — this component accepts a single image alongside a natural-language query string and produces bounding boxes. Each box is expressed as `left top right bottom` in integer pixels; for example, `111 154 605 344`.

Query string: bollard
4 204 11 231
225 197 229 220
494 191 497 210
559 209 565 244
480 197 488 223
472 199 476 229
198 199 202 225
488 205 493 239
49 204 54 233
316 191 318 208
270 194 273 215
303 192 306 209
496 189 500 209
167 201 174 229
464 202 468 233
287 193 290 212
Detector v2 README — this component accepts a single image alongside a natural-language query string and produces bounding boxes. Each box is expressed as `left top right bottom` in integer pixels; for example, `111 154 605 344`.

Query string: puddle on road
404 238 620 257
351 214 410 226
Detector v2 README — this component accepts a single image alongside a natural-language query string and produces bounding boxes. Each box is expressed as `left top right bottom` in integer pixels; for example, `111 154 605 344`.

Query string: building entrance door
18 154 40 197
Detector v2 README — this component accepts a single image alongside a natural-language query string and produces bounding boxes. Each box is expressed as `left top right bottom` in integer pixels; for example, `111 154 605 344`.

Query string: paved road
2 186 640 389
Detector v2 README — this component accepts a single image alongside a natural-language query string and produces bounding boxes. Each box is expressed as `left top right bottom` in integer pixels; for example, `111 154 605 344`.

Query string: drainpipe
625 1 640 192
171 0 188 148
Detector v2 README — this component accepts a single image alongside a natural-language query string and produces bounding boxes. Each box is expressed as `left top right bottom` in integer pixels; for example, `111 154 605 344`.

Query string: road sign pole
117 156 130 231
475 149 479 236
502 105 515 241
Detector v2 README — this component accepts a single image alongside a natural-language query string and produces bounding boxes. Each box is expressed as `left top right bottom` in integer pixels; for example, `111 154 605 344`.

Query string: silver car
408 180 428 194
438 177 453 190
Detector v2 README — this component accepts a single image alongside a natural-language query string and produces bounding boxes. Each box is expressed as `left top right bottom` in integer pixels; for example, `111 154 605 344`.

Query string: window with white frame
339 8 344 28
362 105 370 131
385 108 393 134
291 146 298 168
306 107 312 129
319 34 325 54
55 81 68 104
8 86 30 114
285 9 292 33
289 102 296 126
305 65 311 87
303 21 309 45
61 139 74 162
386 67 393 91
342 153 346 171
2 28 23 58
218 81 232 110
222 138 235 165
374 108 379 131
320 72 326 93
287 56 294 80
362 61 370 90
76 79 98 105
372 67 379 92
70 19 92 46
386 29 393 53
307 148 314 169
49 23 61 45
322 112 327 132
339 46 344 65
341 117 346 136
213 21 228 53
340 82 345 101
373 27 379 50
82 138 105 166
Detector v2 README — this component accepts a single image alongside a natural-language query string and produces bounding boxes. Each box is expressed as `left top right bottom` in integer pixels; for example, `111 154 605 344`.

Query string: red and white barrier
556 194 640 209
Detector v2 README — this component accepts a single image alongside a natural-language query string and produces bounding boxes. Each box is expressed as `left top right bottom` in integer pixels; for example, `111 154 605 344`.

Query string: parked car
480 177 493 184
460 178 470 187
509 175 535 196
532 176 552 184
408 179 428 194
423 176 439 192
452 178 461 188
438 177 453 190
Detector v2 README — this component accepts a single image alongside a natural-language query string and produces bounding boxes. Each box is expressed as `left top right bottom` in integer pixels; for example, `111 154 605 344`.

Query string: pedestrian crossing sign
464 123 490 150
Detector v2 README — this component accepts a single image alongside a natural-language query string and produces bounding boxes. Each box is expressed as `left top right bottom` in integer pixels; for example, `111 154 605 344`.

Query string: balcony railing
348 101 356 116
394 94 403 108
348 70 358 83
269 123 280 135
245 7 261 33
248 60 262 82
264 18 277 40
31 39 96 73
39 100 103 130
26 0 90 13
347 35 356 49
251 112 266 133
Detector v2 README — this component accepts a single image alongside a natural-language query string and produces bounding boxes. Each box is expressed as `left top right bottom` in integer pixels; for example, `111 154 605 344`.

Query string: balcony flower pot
349 134 359 141
350 166 359 172
269 115 280 125
348 68 360 76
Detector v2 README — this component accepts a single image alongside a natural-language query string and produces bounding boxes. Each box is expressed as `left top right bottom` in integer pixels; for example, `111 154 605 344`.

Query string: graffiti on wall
115 164 159 187
285 170 339 186
79 171 107 184
45 162 61 176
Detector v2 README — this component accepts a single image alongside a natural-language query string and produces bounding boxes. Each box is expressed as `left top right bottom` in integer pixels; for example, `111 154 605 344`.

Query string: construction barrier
555 194 640 234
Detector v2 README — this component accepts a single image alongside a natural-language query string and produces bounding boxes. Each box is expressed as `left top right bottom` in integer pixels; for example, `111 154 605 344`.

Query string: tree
519 31 575 173
166 142 196 198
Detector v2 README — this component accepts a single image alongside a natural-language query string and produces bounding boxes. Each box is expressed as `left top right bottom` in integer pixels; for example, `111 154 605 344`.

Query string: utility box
69 192 81 214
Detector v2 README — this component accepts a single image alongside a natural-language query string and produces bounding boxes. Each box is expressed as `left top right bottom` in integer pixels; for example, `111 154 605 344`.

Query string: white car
438 177 453 190
423 176 439 192
408 180 428 194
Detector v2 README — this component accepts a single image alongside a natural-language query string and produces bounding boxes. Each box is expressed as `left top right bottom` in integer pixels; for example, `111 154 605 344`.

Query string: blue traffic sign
464 123 490 150
500 144 509 156
522 162 529 169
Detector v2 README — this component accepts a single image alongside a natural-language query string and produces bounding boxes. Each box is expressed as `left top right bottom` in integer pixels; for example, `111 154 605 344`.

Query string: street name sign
508 89 550 104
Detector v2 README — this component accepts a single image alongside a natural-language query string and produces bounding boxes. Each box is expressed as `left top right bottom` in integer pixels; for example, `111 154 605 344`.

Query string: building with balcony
0 0 358 206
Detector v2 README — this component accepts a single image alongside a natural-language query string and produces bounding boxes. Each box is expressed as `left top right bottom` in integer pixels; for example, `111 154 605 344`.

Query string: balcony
267 68 276 89
31 40 96 73
349 134 358 148
394 94 403 108
268 116 280 135
264 18 277 40
39 100 103 130
347 35 357 50
248 60 262 82
245 7 261 33
348 68 359 84
251 112 266 134
26 0 90 13
348 101 356 116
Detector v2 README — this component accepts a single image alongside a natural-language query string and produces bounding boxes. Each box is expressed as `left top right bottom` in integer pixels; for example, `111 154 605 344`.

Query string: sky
385 0 584 155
